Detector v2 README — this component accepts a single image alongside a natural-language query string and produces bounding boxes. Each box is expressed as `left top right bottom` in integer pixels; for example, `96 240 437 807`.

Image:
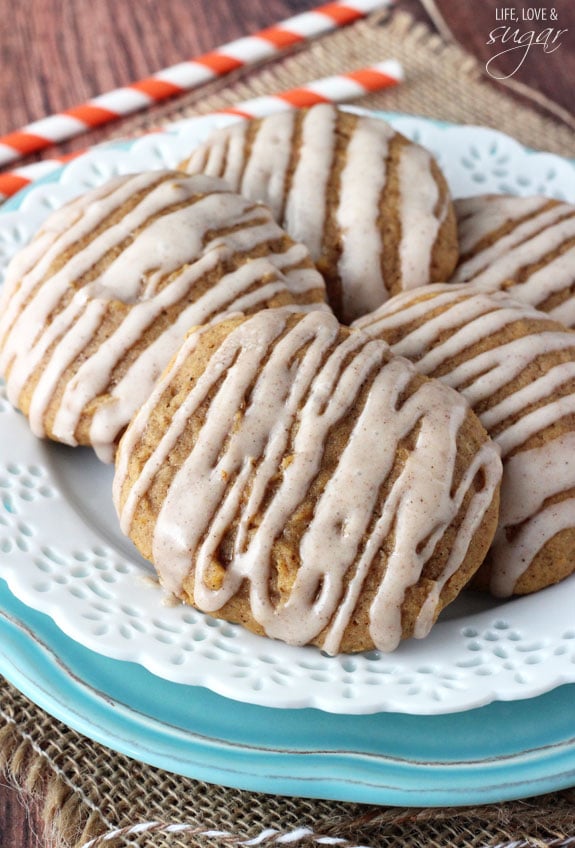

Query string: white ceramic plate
1 111 575 716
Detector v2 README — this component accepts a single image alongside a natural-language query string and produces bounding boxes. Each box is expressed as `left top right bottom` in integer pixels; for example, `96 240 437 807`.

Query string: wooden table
0 1 573 844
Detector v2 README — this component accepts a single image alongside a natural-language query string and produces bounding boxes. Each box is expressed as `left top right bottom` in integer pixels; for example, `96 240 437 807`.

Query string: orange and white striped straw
0 0 393 168
0 59 403 201
0 156 82 199
217 60 403 118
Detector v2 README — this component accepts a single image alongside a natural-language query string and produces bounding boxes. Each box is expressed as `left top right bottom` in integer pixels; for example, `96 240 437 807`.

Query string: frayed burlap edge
0 710 107 847
1 677 575 848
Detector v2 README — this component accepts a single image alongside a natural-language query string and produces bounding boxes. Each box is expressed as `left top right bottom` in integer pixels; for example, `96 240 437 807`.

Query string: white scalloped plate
1 112 575 716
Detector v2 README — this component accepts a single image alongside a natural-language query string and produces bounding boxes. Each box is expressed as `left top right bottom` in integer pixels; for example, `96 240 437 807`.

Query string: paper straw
0 59 403 201
0 0 393 168
0 153 83 198
215 59 403 116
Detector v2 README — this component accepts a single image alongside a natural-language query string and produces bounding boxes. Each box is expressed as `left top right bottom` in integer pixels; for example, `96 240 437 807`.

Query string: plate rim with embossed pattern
0 112 574 717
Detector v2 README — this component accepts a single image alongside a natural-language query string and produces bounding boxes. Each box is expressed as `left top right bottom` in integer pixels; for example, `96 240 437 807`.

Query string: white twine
486 837 575 848
78 820 375 848
78 819 575 848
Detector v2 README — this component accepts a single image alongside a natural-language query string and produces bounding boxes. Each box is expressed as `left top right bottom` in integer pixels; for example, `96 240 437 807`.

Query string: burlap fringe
0 719 106 847
384 10 478 74
1 694 575 847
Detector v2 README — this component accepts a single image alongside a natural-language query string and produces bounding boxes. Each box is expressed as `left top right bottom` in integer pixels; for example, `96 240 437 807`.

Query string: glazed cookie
113 308 501 655
452 194 575 327
0 170 327 461
355 283 575 597
180 105 458 324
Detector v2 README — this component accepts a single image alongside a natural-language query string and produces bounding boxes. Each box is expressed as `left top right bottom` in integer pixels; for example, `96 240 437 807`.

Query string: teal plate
1 576 575 806
1 115 575 806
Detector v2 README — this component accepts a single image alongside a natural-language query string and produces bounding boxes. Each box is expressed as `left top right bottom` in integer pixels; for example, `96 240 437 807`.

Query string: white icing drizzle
336 115 391 321
397 144 443 289
456 195 550 252
0 173 163 352
490 432 575 596
355 283 575 595
0 171 326 459
183 105 448 324
114 308 501 654
28 298 108 437
241 112 296 221
453 194 575 325
217 123 251 186
284 104 336 261
490 499 575 597
511 245 575 320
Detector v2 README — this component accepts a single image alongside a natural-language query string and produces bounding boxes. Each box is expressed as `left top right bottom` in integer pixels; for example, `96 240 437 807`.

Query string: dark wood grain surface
1 0 574 141
0 1 573 844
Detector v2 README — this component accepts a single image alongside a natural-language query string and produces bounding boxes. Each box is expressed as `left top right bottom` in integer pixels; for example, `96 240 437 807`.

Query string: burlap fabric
1 9 575 847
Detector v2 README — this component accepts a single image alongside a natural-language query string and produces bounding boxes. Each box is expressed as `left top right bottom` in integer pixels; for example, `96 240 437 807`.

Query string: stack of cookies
2 104 574 655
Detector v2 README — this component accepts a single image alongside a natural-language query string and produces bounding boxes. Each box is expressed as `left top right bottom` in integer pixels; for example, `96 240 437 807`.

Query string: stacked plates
1 114 574 805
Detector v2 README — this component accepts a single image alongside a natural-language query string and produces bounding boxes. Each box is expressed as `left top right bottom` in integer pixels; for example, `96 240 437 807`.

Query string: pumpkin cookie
452 194 575 327
113 307 501 654
180 105 458 323
355 283 575 597
0 171 327 461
